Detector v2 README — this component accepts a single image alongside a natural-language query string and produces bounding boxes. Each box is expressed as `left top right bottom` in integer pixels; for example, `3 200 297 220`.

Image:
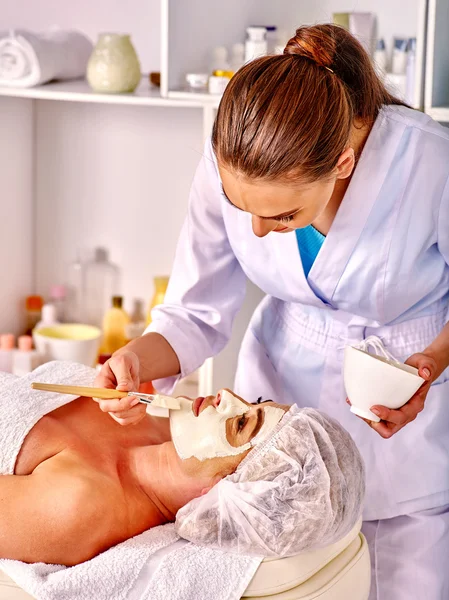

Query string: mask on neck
169 390 285 461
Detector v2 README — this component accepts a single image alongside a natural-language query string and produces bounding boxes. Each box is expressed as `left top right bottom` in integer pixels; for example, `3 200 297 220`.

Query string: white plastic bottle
49 285 67 322
265 26 278 55
0 334 15 373
84 248 120 327
12 335 42 376
405 38 416 106
245 27 267 63
66 250 85 323
210 46 230 73
35 304 60 330
373 39 387 77
392 38 408 75
230 43 245 72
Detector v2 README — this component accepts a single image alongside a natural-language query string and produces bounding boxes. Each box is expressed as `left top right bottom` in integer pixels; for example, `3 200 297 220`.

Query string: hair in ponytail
212 24 406 182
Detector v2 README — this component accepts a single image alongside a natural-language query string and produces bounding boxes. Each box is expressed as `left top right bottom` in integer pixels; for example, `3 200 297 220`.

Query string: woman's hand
356 352 438 439
93 350 147 426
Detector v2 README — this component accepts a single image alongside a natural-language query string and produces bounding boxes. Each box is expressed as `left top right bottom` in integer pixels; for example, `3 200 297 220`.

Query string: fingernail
423 368 431 378
370 408 381 417
130 397 140 407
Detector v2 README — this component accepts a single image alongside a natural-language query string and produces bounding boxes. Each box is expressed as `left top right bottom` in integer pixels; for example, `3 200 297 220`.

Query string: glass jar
87 33 141 93
146 276 169 326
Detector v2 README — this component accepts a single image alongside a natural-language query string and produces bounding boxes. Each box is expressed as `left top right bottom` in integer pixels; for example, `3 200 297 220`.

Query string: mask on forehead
169 390 285 461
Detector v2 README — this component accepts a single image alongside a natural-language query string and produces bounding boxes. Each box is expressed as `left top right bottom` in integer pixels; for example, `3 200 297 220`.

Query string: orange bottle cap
26 295 44 311
18 335 33 351
0 334 15 350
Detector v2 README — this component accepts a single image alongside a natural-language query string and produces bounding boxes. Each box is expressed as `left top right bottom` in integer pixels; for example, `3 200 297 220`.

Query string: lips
193 396 205 417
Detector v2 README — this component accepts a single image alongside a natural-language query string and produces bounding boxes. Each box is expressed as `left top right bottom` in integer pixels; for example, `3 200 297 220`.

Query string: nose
251 215 277 238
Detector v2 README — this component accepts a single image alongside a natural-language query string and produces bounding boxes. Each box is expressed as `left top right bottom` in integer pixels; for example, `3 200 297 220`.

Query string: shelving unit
424 0 449 122
0 0 443 397
0 77 218 108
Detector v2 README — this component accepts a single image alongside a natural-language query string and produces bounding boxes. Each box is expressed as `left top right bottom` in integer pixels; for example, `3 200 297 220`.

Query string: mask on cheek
169 390 285 461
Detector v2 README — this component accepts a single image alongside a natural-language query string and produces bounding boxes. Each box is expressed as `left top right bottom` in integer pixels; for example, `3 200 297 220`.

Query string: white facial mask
169 390 285 461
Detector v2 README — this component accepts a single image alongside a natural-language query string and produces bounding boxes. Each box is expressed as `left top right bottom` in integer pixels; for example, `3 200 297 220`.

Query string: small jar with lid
185 73 209 93
209 71 233 95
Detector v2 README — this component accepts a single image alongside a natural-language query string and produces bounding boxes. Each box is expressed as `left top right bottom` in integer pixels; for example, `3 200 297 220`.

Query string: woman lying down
0 361 364 567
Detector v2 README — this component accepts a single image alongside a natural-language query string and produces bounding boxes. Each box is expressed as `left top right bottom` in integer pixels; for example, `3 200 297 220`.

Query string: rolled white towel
0 29 93 88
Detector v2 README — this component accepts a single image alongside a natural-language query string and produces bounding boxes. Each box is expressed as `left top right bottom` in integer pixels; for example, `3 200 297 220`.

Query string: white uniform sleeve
146 139 247 381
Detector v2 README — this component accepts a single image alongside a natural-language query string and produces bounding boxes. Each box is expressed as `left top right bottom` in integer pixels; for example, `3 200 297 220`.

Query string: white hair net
175 405 365 557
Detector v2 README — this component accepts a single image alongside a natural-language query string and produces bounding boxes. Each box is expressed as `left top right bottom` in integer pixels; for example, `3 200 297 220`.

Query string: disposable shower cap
175 405 365 557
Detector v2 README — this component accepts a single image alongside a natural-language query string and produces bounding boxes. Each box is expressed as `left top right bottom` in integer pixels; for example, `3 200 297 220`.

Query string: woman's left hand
356 352 439 439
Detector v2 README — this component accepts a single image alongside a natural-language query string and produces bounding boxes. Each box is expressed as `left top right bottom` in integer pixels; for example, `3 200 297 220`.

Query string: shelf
425 107 449 122
168 89 221 107
0 77 211 108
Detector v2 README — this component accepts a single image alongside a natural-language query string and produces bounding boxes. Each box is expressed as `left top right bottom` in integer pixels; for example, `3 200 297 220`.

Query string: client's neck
126 442 211 522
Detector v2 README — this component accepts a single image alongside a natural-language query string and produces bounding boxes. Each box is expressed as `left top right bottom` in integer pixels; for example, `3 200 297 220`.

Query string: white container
12 335 42 376
208 75 230 95
245 27 267 63
265 26 278 55
185 73 209 93
35 303 60 330
0 334 15 373
230 43 245 72
210 46 230 73
87 33 141 94
84 248 120 328
344 345 424 422
392 38 408 75
66 251 84 323
49 285 67 322
33 324 102 367
405 38 417 105
373 39 388 77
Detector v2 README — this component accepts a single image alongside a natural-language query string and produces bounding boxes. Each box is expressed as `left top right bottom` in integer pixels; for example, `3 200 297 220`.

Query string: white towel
0 29 92 88
0 362 262 599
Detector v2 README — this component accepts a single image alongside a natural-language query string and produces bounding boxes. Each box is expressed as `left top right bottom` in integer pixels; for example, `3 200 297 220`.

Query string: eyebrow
220 184 302 221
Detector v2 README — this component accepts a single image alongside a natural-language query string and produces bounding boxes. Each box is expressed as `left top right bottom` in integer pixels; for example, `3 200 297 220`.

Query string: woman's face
171 390 289 478
218 148 354 237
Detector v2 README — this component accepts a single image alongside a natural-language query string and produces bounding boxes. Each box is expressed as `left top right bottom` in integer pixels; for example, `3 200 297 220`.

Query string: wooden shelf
0 77 210 108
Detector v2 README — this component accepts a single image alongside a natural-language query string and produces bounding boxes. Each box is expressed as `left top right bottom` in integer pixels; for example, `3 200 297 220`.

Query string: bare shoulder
0 454 123 566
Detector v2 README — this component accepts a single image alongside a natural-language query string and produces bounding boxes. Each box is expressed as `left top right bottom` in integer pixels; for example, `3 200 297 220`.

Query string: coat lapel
307 108 407 304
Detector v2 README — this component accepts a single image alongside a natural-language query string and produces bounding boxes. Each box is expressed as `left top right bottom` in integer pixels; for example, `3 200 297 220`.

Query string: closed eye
276 214 295 224
237 414 246 432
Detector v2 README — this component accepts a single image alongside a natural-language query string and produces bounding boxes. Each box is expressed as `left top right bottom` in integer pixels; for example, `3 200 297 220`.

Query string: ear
335 147 355 180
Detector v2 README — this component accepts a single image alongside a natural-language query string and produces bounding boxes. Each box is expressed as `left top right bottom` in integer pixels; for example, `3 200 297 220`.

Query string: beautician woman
95 25 449 599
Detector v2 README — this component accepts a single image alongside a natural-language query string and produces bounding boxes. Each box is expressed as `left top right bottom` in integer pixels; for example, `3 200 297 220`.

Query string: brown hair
212 24 406 182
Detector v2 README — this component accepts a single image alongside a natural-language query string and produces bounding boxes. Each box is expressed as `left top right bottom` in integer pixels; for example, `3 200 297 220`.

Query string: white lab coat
149 105 449 522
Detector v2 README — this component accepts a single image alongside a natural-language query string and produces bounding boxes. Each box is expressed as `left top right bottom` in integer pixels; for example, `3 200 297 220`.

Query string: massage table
0 518 370 600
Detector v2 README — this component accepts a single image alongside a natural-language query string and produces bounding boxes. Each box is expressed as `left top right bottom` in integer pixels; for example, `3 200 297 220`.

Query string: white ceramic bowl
33 324 102 367
344 346 425 422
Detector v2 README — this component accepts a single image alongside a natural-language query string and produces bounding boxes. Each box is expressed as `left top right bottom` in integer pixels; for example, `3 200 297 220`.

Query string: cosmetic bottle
12 335 41 376
84 248 120 327
102 296 130 355
0 334 15 372
245 27 267 62
35 304 60 330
